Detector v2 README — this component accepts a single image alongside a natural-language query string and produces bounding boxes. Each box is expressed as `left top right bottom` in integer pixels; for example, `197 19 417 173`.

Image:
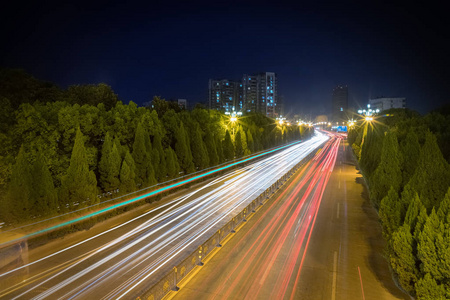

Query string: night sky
1 1 449 117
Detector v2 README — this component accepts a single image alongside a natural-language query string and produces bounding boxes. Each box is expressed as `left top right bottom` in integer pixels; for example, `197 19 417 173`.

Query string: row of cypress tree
0 95 313 226
349 107 450 298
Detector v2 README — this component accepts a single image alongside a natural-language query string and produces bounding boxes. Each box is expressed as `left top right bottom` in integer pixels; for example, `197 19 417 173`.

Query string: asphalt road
171 134 409 300
294 138 408 300
0 133 328 300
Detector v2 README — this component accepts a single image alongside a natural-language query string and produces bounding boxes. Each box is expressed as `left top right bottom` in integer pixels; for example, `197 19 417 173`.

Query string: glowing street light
225 108 241 135
276 115 286 126
358 104 379 120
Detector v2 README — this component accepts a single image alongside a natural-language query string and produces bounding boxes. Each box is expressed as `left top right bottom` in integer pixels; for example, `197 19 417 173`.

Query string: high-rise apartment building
331 85 348 122
208 79 242 113
256 72 278 118
242 74 258 113
209 72 278 117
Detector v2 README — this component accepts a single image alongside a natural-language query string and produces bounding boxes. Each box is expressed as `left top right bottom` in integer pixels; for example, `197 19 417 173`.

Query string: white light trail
1 132 329 300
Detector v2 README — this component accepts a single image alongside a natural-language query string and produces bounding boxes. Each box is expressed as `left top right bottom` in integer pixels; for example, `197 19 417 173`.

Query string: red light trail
201 132 342 300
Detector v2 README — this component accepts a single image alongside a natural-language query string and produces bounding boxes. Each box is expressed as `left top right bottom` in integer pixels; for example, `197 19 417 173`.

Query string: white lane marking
332 251 338 300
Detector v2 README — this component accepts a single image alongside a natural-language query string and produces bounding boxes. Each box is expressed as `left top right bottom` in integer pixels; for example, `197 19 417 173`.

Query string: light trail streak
210 144 330 299
204 132 341 300
0 132 329 300
1 139 310 246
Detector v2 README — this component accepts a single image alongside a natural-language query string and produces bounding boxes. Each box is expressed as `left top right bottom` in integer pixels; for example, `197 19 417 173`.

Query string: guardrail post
173 267 179 291
243 208 247 222
197 246 204 266
231 217 236 233
252 200 256 212
217 230 222 247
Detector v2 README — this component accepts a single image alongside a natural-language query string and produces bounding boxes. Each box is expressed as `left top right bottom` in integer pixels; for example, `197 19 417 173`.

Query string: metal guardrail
139 151 315 300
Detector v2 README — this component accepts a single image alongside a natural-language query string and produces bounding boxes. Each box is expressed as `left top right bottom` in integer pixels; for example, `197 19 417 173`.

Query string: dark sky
1 0 449 117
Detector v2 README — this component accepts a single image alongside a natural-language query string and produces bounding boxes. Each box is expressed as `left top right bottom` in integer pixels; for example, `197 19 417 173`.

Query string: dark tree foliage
222 130 234 161
403 187 422 230
204 128 219 167
400 130 421 185
408 131 450 212
370 131 402 208
132 121 156 187
165 146 180 179
119 150 136 193
417 209 444 281
175 122 195 174
247 128 255 153
150 96 170 118
99 132 121 191
234 129 243 158
0 69 315 228
152 131 167 181
215 135 224 164
379 187 402 241
31 149 58 217
190 122 209 170
0 68 64 109
359 125 383 181
66 83 118 110
390 224 419 295
59 127 98 211
4 145 33 222
437 188 450 222
424 109 450 164
415 273 446 300
352 108 450 298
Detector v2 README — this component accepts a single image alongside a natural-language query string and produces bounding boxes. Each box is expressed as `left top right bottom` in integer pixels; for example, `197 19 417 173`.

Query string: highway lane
294 137 408 299
172 132 341 300
0 132 328 300
172 133 408 300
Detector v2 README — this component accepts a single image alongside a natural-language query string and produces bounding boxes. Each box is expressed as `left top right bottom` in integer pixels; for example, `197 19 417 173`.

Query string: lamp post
225 108 241 136
357 104 379 148
348 119 356 128
357 104 379 121
276 115 285 126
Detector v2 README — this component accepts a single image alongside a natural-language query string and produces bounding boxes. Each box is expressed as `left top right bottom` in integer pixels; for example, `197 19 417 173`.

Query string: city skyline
209 72 279 118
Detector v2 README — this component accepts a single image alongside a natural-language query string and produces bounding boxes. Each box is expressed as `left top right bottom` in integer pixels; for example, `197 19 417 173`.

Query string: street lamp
225 108 241 135
358 104 379 121
276 115 286 126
